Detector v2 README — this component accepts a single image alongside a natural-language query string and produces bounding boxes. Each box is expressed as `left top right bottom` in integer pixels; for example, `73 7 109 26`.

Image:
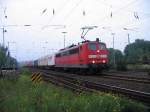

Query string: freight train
23 39 109 74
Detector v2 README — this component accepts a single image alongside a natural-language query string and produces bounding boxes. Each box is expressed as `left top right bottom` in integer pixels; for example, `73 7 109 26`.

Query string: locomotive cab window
88 43 96 50
56 53 61 57
99 43 106 50
69 48 79 55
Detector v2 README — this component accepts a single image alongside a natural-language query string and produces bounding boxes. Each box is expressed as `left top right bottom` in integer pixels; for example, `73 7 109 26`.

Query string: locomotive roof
57 40 106 54
58 44 79 53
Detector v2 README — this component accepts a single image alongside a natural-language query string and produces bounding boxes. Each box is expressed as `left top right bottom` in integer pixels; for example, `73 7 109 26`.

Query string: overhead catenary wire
63 0 84 24
94 0 147 49
94 0 112 7
82 0 139 29
92 0 145 36
110 11 150 31
95 0 141 26
42 0 71 29
61 0 141 31
40 0 144 33
41 0 85 30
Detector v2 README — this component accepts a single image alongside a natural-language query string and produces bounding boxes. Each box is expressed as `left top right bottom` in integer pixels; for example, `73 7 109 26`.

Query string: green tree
108 48 126 70
124 39 150 64
0 46 7 68
0 45 17 69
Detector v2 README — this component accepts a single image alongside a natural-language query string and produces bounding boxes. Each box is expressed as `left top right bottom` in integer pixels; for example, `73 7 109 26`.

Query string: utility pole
0 27 7 47
111 33 116 68
123 27 138 45
2 27 5 46
128 33 130 44
62 32 67 48
1 25 31 47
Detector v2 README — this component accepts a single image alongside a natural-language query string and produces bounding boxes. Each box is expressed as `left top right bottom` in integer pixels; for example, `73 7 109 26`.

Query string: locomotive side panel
55 47 81 68
78 44 88 64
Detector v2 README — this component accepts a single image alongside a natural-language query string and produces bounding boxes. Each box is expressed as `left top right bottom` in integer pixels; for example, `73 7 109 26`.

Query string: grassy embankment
0 68 148 112
127 64 150 71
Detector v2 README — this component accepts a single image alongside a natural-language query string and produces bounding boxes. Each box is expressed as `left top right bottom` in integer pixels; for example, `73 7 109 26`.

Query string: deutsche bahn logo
31 72 42 83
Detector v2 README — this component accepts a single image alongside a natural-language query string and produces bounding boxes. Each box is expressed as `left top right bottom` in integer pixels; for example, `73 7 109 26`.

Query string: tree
108 48 126 70
108 48 123 65
0 46 7 68
0 45 17 69
124 39 150 64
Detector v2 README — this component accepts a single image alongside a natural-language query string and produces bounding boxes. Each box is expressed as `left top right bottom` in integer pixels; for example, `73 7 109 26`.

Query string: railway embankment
0 68 149 112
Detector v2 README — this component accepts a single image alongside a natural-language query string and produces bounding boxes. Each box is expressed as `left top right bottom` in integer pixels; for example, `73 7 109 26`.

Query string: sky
0 0 150 61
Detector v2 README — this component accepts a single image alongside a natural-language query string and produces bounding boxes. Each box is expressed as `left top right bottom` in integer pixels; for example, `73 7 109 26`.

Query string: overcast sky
0 0 150 61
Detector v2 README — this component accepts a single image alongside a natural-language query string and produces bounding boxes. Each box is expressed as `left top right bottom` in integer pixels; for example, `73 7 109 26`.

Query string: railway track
100 73 150 84
39 70 150 105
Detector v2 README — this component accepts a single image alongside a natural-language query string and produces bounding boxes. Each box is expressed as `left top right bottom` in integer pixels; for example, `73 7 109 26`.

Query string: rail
100 74 150 84
40 70 150 105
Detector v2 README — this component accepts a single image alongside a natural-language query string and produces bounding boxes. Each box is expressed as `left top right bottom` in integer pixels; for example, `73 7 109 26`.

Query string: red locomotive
23 38 109 74
55 38 108 73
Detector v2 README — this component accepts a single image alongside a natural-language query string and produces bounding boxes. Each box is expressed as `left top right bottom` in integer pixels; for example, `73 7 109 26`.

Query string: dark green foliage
108 48 127 70
0 45 17 69
108 48 124 65
119 98 148 112
116 61 127 71
124 39 150 64
0 46 7 67
108 39 150 70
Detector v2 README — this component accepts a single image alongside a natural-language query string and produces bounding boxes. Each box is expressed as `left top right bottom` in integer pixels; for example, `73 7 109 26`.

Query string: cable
42 0 71 29
94 0 141 26
94 0 112 7
63 0 84 23
63 0 140 29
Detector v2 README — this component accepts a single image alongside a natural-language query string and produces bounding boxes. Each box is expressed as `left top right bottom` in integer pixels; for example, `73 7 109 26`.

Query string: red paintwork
87 42 108 64
55 41 108 68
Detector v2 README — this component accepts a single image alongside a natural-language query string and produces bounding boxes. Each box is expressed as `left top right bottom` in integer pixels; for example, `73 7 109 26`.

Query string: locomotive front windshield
99 43 106 50
88 43 96 50
88 43 106 50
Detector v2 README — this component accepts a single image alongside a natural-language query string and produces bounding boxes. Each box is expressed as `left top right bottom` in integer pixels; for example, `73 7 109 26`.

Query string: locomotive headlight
92 60 95 63
102 60 106 63
97 50 100 53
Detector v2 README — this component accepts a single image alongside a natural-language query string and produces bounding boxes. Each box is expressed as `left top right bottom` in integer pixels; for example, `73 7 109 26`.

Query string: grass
127 64 150 71
0 68 149 112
